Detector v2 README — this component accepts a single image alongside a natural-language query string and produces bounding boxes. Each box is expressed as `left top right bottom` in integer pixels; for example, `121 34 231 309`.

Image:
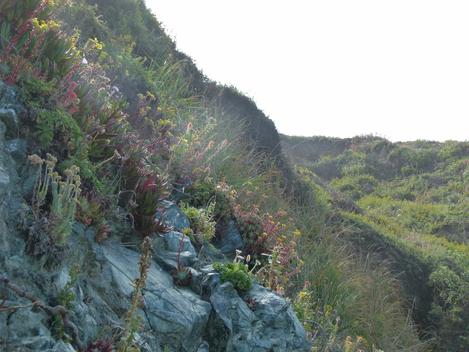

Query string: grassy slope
282 135 469 350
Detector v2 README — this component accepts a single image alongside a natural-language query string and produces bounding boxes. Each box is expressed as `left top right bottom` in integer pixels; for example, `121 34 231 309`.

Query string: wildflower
298 290 309 300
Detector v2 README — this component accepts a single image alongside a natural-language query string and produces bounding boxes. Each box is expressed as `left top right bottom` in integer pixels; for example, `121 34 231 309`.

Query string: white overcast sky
146 1 469 142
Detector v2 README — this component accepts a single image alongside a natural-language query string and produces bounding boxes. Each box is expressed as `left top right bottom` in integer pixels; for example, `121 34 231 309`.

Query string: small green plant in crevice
182 227 196 243
180 202 216 242
118 236 152 352
57 265 81 309
50 313 67 343
172 266 192 287
52 265 81 341
213 261 252 292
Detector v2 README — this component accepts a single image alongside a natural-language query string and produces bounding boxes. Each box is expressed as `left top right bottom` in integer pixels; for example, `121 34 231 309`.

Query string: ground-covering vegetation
283 135 469 351
1 0 461 350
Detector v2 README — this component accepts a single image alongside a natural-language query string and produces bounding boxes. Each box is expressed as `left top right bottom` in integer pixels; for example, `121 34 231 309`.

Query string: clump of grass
295 237 429 352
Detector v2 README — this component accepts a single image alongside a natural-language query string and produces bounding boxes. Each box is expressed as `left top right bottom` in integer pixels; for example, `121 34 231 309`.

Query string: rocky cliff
0 82 309 351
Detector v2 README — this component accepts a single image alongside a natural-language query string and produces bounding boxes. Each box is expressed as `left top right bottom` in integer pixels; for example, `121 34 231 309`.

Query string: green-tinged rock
208 282 310 351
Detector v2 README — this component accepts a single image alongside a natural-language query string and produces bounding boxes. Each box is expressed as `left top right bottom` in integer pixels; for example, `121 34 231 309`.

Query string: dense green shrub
311 155 342 180
331 174 378 200
36 108 84 149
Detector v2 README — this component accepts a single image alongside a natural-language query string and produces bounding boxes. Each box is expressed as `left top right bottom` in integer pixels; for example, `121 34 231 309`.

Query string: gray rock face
246 284 310 351
95 241 211 352
197 341 210 352
0 82 22 138
216 220 244 256
163 231 197 255
0 108 18 134
0 308 57 351
0 80 19 106
155 200 191 231
209 282 310 352
153 231 197 271
190 264 221 297
196 244 225 268
0 121 11 196
0 115 55 352
5 138 27 160
0 164 10 189
48 342 77 352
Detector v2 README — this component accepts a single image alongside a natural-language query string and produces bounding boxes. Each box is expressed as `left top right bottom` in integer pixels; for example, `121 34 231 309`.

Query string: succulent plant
171 266 192 287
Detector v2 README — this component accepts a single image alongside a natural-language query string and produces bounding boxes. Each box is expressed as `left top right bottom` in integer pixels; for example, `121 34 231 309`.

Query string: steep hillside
0 0 449 351
282 134 469 350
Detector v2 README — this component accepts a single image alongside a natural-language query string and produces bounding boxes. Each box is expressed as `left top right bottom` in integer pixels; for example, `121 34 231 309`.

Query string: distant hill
282 134 469 349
